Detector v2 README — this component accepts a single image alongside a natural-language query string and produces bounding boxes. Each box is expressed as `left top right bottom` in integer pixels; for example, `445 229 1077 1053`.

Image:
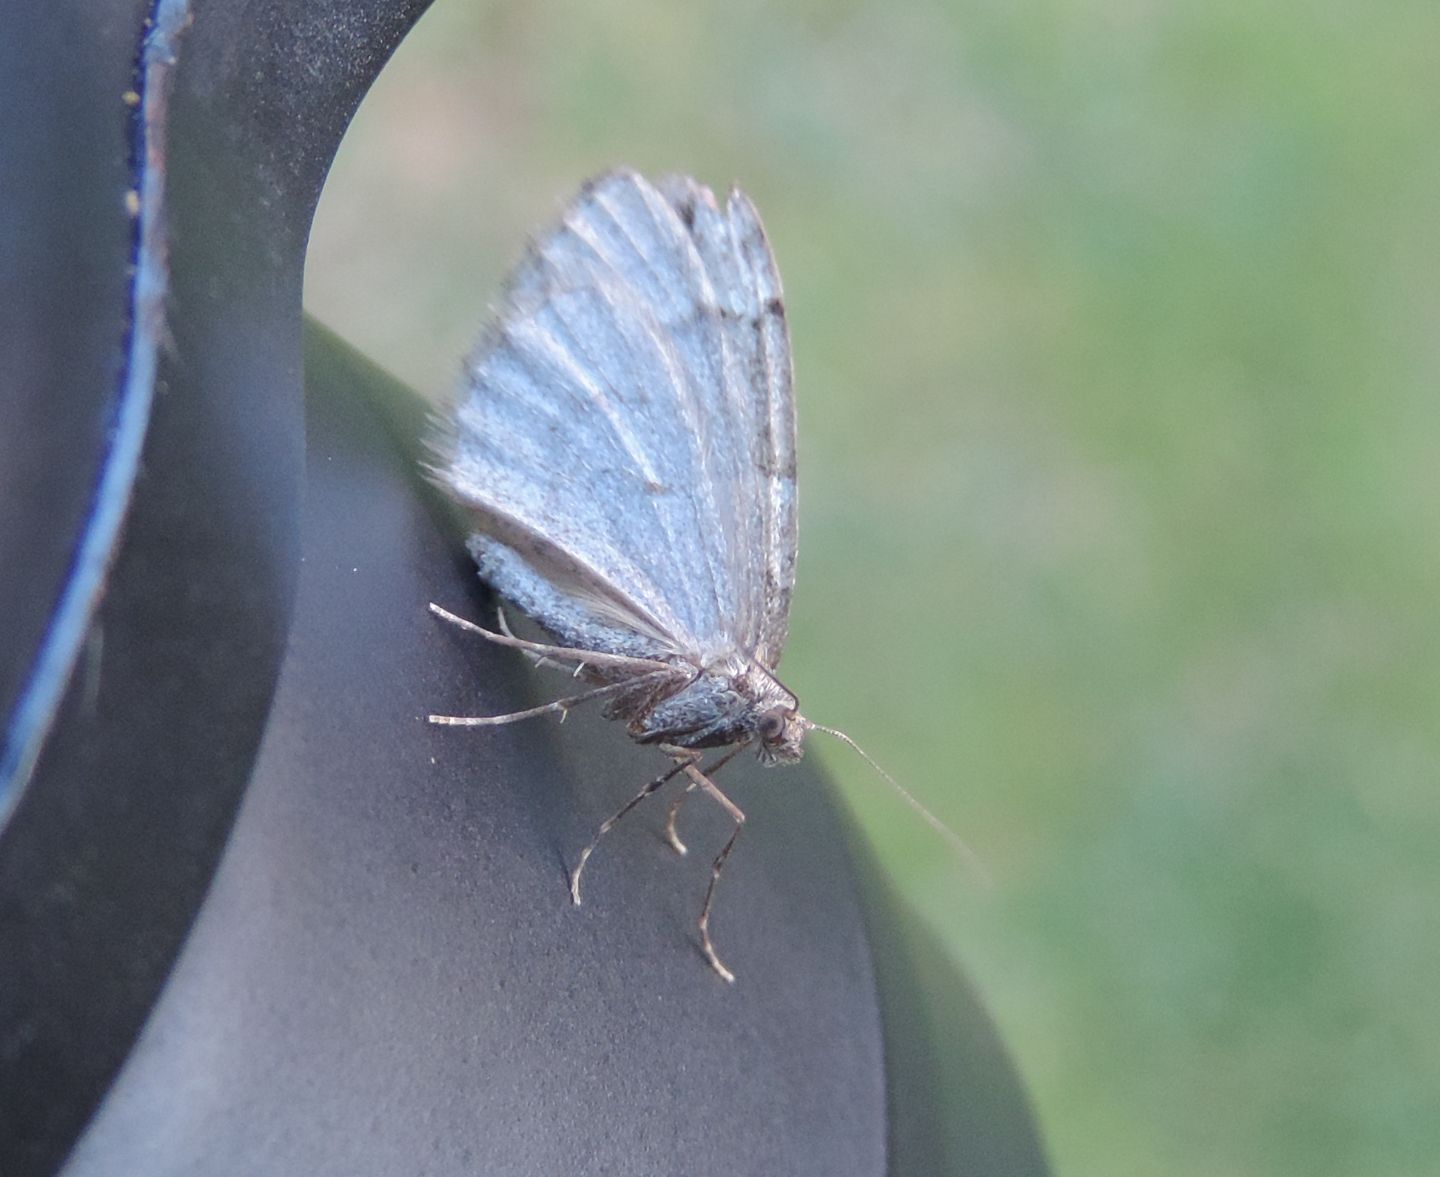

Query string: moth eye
758 711 786 741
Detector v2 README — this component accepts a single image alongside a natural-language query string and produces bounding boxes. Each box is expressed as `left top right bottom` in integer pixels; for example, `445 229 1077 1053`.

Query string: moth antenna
805 721 991 888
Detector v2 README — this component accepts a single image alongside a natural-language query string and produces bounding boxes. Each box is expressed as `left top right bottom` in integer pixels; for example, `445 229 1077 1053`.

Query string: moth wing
654 174 797 668
437 170 795 662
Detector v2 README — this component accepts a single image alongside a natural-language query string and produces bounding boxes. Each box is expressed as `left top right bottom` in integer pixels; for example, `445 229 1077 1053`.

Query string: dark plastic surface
0 2 428 1173
2 3 1050 1175
63 326 890 1175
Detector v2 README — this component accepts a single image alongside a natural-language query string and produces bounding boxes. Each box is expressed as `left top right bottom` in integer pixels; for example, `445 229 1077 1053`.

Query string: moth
427 170 961 982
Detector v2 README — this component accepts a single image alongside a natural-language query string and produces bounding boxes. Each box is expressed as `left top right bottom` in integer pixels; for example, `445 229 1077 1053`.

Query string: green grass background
306 2 1439 1173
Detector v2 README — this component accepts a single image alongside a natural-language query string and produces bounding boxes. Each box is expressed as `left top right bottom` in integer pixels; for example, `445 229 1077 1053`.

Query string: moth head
755 706 806 765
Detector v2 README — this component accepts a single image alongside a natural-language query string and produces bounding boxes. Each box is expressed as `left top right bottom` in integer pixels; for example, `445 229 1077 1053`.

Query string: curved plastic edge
0 0 189 823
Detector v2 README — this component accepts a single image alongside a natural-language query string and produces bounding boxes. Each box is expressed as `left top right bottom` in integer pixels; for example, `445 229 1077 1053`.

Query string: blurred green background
305 2 1439 1173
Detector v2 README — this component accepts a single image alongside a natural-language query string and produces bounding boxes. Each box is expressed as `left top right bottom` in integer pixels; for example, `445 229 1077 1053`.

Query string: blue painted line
0 0 194 825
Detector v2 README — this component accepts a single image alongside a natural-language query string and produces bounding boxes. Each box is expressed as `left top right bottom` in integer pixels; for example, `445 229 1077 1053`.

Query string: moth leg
495 604 561 673
569 744 745 906
663 781 698 856
428 602 670 675
429 671 668 728
684 764 747 984
569 753 697 905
